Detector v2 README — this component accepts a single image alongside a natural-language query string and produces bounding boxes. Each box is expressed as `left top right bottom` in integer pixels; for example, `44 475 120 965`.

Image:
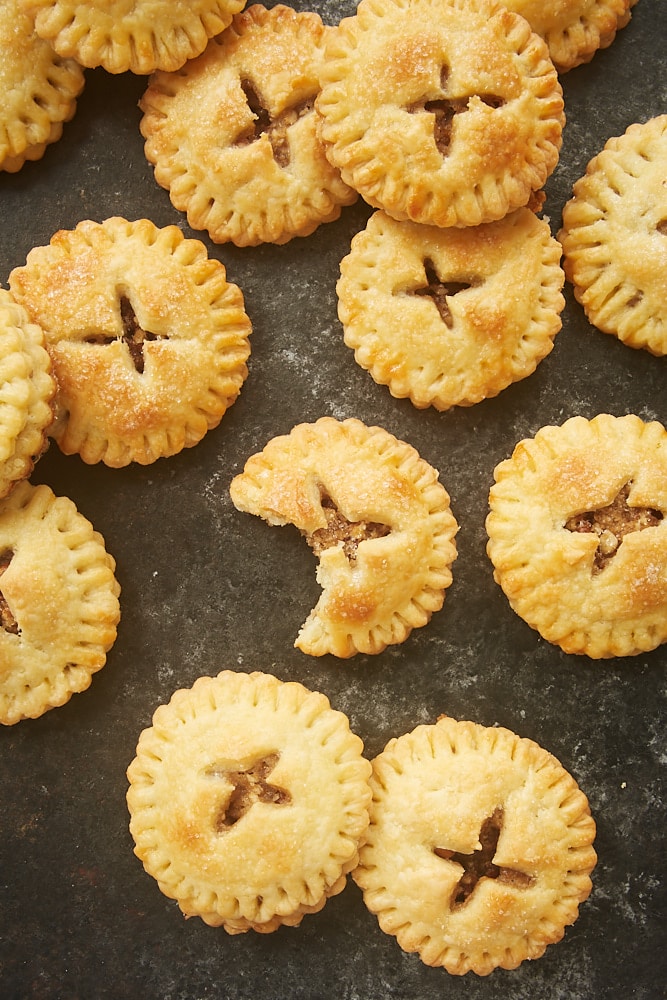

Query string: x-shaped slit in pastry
565 482 663 574
305 491 391 563
407 66 505 155
235 79 314 167
434 807 533 910
410 258 477 327
0 550 18 635
84 296 164 374
206 752 292 832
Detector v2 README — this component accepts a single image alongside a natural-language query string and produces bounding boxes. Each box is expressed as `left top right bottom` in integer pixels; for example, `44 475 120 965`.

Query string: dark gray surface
1 2 666 998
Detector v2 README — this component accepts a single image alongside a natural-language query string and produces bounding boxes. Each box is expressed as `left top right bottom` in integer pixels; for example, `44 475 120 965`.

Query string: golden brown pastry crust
139 4 356 247
0 290 55 498
0 481 121 725
126 669 372 932
21 0 246 74
1 0 84 173
229 417 458 657
558 115 667 357
353 714 597 976
486 413 667 658
9 217 251 468
501 0 637 72
315 0 564 228
337 208 564 411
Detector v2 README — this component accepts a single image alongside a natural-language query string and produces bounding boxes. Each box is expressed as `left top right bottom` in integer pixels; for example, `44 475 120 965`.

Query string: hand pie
315 0 564 228
353 714 596 975
127 669 372 932
0 290 55 499
0 481 121 725
486 413 667 658
559 115 667 357
337 208 564 411
1 0 84 172
21 0 246 74
500 0 637 72
230 416 458 658
139 4 357 246
9 217 252 468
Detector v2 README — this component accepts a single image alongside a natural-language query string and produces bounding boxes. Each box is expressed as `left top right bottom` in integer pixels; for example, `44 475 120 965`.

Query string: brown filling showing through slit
0 549 18 635
434 807 533 911
206 752 292 832
84 296 164 374
306 492 390 563
565 482 663 574
407 66 505 156
235 79 314 167
410 258 477 327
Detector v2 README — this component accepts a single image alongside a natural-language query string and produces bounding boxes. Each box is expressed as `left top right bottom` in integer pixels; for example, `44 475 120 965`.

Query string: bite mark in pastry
229 416 458 658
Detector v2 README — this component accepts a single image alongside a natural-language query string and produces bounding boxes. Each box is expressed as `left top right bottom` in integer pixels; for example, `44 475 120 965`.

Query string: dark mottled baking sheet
1 2 666 998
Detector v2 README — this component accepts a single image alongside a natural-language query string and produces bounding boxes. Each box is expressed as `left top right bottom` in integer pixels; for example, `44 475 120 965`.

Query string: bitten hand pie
486 413 667 658
127 669 372 932
230 416 458 657
353 714 597 975
9 217 251 467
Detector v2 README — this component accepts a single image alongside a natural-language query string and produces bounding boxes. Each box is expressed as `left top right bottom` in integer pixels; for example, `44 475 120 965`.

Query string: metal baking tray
1 2 665 997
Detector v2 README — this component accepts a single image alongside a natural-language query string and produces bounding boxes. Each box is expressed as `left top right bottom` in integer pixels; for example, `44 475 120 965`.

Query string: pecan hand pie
21 0 246 74
353 715 596 975
139 4 356 247
337 208 564 411
315 0 564 228
127 669 372 932
1 0 84 173
0 290 55 499
559 115 667 357
9 217 251 467
0 481 121 725
500 0 637 72
486 413 667 658
229 417 458 658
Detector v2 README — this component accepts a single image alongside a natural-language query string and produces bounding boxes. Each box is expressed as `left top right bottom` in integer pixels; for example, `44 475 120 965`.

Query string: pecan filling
306 493 390 563
0 549 18 635
206 752 291 832
407 65 505 155
434 807 533 911
410 257 476 327
235 79 314 167
565 483 663 573
84 295 163 373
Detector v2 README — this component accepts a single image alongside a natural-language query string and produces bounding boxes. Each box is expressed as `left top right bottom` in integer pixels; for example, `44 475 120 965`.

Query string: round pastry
229 416 458 658
315 0 564 228
337 208 564 411
1 0 84 173
500 0 637 73
0 480 121 725
486 413 667 658
9 217 252 467
126 669 372 932
558 115 667 357
21 0 246 75
0 290 55 499
353 714 597 975
139 4 357 247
